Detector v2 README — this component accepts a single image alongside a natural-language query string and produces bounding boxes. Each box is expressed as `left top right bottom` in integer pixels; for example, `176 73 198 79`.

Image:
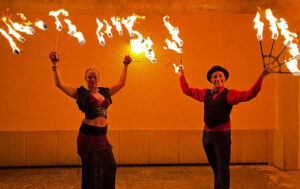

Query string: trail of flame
265 9 278 39
35 20 47 30
96 18 105 46
0 28 20 54
49 9 69 31
64 19 85 45
103 19 113 38
122 14 145 37
2 17 25 43
163 16 183 47
111 17 123 36
253 12 264 41
9 18 35 35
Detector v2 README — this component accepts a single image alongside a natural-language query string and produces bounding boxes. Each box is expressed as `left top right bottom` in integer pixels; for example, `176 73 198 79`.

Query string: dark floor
0 165 299 189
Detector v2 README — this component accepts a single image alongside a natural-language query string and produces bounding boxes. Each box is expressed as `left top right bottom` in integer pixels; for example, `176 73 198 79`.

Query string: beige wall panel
238 130 268 163
25 131 57 166
0 132 25 166
119 130 149 164
149 131 179 164
231 130 239 163
179 130 207 163
57 131 80 165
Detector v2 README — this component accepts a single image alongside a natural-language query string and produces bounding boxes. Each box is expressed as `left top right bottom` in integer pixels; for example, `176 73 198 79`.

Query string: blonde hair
84 68 99 78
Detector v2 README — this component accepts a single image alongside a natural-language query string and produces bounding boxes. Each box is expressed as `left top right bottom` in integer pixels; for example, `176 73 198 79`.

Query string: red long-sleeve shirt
180 75 263 131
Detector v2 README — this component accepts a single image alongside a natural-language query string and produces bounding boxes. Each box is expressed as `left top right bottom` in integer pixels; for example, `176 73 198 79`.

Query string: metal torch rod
259 41 265 67
267 39 275 64
272 57 298 69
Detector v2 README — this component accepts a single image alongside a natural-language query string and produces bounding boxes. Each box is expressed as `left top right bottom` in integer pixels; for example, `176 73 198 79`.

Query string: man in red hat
178 65 272 189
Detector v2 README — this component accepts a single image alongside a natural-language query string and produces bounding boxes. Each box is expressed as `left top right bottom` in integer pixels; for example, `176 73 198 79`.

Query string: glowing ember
0 28 20 54
9 18 35 35
103 19 113 38
35 20 47 30
265 9 278 39
64 19 85 45
2 17 25 43
122 14 145 38
96 18 105 46
253 12 264 41
111 17 123 36
49 9 69 31
17 13 27 20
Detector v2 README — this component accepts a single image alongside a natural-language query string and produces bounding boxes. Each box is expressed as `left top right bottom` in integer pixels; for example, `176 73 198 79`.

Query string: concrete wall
0 129 270 166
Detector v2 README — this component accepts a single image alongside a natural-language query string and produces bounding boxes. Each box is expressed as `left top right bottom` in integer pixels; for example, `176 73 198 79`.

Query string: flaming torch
253 8 300 75
0 28 20 54
163 15 183 74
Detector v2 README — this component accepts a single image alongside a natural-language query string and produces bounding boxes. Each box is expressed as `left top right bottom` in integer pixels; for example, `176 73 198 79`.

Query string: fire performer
49 51 132 189
178 65 272 189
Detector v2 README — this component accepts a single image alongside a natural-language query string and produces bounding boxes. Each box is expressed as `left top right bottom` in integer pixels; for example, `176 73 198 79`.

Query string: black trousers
203 130 231 189
80 146 117 189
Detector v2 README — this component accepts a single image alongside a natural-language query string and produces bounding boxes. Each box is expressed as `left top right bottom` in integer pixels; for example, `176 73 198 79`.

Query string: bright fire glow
49 9 69 31
35 21 47 30
265 9 278 39
253 12 264 41
0 28 20 54
64 19 85 45
111 17 123 36
9 18 35 35
130 30 157 63
2 17 25 43
103 19 113 38
96 18 105 46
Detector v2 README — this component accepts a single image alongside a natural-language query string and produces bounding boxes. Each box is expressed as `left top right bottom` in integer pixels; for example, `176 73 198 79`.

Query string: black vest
204 88 233 128
76 86 112 119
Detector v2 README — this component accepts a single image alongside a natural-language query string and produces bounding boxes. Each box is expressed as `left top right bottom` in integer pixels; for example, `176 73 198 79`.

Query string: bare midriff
83 116 107 127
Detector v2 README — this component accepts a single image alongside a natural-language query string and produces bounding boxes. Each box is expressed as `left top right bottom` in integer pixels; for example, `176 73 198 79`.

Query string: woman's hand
49 51 59 65
178 65 184 76
260 64 273 79
123 55 132 65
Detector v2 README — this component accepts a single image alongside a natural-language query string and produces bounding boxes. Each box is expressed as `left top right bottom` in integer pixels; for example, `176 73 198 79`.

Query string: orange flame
64 19 85 45
35 21 47 30
9 18 35 35
0 28 20 54
265 9 278 39
96 18 105 46
121 14 145 38
111 17 123 36
49 9 69 31
2 17 25 43
253 12 264 41
163 16 183 54
103 19 113 38
130 30 156 63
